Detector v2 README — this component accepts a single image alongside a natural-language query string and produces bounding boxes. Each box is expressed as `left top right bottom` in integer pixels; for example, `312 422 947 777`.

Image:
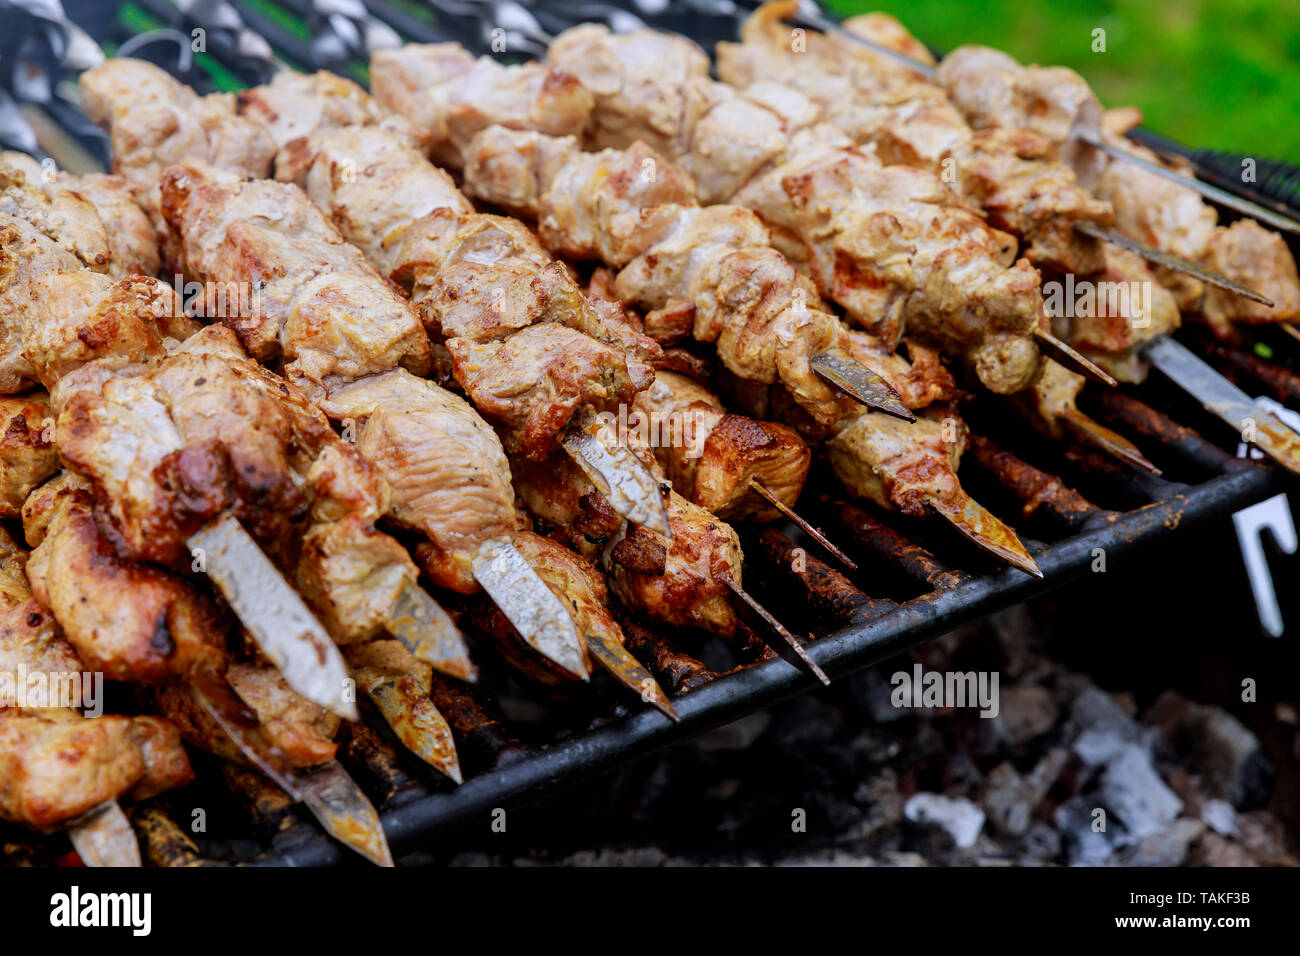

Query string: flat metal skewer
1058 407 1161 476
388 577 477 682
1073 221 1275 307
472 539 591 680
928 491 1043 578
810 350 917 421
1144 336 1300 475
749 478 857 570
196 690 394 866
724 576 830 685
563 409 672 537
583 630 678 719
364 675 464 783
67 801 141 868
188 514 357 721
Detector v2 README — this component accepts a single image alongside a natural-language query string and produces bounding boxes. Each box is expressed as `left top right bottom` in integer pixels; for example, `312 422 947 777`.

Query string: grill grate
0 0 1298 866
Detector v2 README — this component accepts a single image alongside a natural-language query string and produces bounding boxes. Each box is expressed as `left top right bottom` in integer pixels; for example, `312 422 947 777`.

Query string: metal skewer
1034 330 1117 388
472 539 591 680
928 491 1043 578
809 351 917 421
196 689 394 866
387 577 477 682
1058 407 1161 476
749 478 857 570
724 576 829 684
362 675 464 782
583 630 678 719
188 514 358 721
1144 336 1300 475
66 801 142 867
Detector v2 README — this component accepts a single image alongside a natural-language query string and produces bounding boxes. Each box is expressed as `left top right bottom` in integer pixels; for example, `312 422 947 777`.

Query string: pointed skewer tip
724 577 831 685
750 479 858 571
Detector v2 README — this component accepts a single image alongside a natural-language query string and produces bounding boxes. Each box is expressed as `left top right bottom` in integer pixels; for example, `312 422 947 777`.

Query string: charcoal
991 685 1058 748
903 793 985 849
1199 799 1238 837
1069 687 1148 767
1111 818 1205 867
1054 796 1115 865
1099 744 1183 841
1144 692 1273 809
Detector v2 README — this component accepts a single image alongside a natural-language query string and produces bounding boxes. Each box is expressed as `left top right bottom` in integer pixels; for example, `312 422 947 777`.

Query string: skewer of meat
584 269 854 567
366 40 913 418
0 159 458 861
0 526 193 866
716 2 1281 309
76 61 596 688
245 102 819 680
80 57 669 537
456 123 1038 575
514 24 1105 395
742 7 1300 471
772 1 1300 239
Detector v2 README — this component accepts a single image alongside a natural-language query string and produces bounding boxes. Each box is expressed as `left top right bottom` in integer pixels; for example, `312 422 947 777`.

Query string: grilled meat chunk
0 393 58 517
826 407 965 516
159 661 339 769
322 369 517 593
240 70 392 149
371 43 593 169
79 58 276 200
279 121 657 457
0 270 192 397
158 164 433 402
22 474 230 687
514 450 743 637
632 370 809 521
935 45 1300 330
0 708 193 829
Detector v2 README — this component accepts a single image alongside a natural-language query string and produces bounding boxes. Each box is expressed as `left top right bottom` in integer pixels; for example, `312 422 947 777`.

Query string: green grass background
827 0 1300 162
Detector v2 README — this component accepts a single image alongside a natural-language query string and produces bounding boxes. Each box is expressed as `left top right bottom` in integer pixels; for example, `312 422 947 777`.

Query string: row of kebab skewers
2 0 1298 866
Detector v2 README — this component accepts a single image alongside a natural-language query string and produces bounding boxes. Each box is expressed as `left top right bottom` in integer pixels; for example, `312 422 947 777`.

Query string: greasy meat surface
240 70 391 149
0 270 191 397
371 43 593 169
632 370 810 521
79 58 276 199
1049 246 1180 376
465 128 697 266
159 661 339 768
547 24 712 160
22 474 230 687
0 158 113 274
4 153 165 279
1201 220 1300 332
0 393 58 517
0 709 165 829
513 451 743 636
826 406 966 515
159 164 433 401
322 369 517 593
729 130 1048 393
281 122 657 457
55 325 387 566
464 129 861 427
937 46 1300 330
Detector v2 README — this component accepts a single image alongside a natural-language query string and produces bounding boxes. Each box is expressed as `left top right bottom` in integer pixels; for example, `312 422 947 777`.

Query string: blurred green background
826 0 1300 162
